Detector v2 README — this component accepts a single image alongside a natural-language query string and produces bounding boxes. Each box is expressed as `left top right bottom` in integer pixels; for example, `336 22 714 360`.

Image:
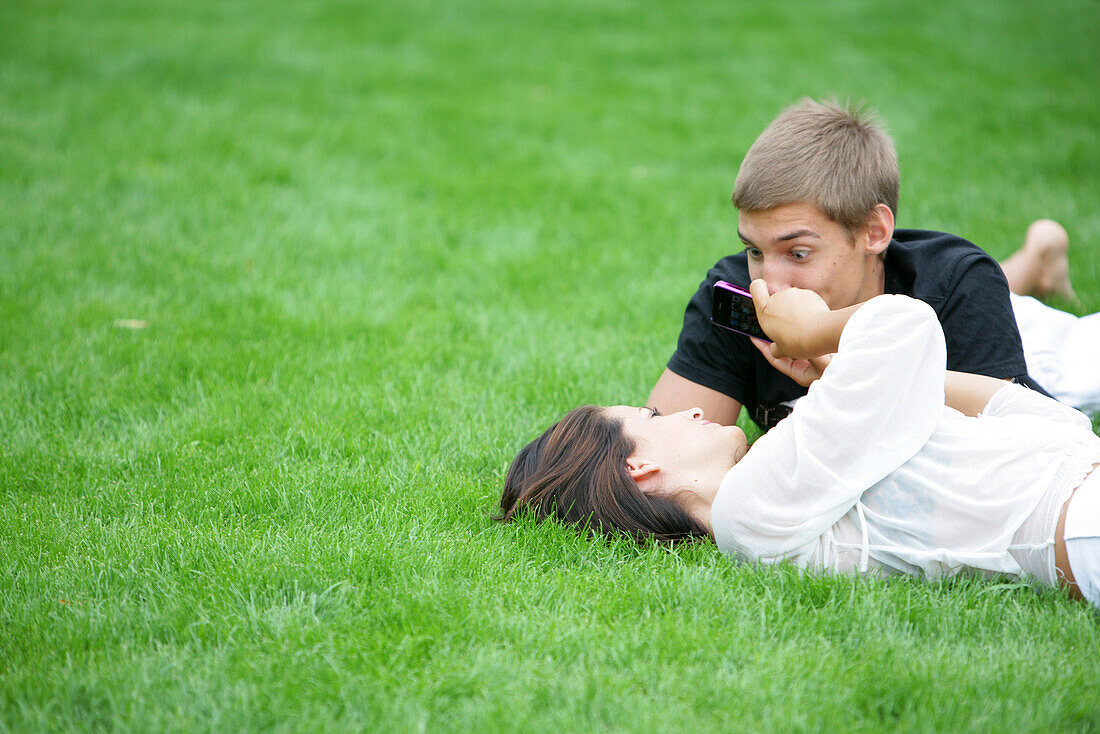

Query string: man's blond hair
732 98 899 233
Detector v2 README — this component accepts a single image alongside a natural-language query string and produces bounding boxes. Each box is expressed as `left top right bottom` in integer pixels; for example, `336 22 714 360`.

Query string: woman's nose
680 408 704 420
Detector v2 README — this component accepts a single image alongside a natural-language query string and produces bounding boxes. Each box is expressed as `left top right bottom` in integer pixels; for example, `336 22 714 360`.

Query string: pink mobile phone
711 280 771 342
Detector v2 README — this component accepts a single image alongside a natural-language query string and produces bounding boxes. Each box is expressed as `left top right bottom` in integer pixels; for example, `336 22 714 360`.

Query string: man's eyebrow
737 228 821 244
777 228 821 242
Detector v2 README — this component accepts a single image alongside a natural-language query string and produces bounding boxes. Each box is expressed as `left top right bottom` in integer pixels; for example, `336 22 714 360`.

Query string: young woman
498 281 1100 608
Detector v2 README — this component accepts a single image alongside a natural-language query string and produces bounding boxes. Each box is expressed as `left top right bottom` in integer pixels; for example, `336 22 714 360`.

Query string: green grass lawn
2 0 1099 730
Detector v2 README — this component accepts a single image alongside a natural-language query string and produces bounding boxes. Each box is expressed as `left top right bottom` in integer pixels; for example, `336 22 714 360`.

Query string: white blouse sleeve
711 295 946 561
980 382 1093 431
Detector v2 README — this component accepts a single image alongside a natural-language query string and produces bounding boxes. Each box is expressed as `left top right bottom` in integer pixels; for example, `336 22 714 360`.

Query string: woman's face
604 405 749 477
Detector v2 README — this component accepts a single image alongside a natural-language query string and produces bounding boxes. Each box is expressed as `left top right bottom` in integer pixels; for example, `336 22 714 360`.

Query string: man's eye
746 247 763 260
790 250 810 261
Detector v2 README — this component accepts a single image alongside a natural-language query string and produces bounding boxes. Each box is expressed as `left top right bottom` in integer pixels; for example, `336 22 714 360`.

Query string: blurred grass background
1 0 1098 730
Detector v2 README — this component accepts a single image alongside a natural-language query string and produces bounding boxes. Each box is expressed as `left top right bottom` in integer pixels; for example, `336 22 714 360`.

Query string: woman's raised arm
712 295 947 561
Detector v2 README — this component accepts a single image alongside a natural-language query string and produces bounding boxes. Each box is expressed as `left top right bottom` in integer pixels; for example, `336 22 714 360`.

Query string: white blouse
710 295 1100 586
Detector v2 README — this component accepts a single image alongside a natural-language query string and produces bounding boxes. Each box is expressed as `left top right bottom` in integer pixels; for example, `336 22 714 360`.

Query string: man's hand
748 279 834 359
751 338 833 387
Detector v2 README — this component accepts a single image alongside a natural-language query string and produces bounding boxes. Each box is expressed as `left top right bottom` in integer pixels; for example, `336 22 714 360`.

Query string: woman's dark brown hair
496 405 709 543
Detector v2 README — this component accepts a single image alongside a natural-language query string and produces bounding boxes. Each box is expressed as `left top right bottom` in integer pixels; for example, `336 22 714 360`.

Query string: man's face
737 202 886 310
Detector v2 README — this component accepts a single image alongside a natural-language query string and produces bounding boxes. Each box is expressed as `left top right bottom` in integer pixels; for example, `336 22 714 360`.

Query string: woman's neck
676 469 726 537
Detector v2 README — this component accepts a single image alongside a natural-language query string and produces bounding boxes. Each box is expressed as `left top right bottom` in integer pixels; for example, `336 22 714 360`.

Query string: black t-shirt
666 229 1044 430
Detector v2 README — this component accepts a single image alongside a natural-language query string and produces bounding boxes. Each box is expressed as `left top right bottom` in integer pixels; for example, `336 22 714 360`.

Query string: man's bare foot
1000 219 1078 303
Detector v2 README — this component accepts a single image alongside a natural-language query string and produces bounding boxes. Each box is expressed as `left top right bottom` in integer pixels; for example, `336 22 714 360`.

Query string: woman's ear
626 458 661 486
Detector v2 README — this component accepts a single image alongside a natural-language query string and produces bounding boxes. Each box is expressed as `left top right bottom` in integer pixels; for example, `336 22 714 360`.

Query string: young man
649 99 1049 430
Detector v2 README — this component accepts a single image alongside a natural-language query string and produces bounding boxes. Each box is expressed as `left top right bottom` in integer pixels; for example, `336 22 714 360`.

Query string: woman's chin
730 428 749 465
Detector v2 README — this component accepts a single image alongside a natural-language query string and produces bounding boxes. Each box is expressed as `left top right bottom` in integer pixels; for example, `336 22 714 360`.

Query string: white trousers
1065 468 1100 609
1012 294 1100 415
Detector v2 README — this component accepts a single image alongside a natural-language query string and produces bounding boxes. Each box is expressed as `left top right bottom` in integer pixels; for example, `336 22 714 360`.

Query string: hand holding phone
712 279 840 386
748 279 849 360
711 280 771 342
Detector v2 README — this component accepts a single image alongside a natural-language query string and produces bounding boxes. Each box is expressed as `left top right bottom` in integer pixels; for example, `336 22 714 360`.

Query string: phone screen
710 280 771 342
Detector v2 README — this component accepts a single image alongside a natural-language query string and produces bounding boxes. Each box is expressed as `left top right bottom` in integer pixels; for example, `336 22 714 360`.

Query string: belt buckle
759 403 793 430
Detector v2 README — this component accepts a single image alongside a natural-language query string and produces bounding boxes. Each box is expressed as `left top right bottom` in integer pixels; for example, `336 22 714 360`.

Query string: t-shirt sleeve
937 254 1027 379
665 271 756 405
711 295 946 562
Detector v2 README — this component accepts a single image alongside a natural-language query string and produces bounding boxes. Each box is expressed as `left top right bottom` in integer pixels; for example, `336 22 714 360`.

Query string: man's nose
758 261 787 293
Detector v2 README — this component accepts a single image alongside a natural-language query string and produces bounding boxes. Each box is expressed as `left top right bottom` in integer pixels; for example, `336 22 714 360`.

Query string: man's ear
625 458 661 487
863 203 894 256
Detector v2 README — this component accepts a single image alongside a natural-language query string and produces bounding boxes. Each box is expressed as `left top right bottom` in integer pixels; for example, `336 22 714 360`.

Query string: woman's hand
748 279 835 360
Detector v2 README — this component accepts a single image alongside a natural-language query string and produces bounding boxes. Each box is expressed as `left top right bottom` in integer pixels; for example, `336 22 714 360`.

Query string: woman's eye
647 407 661 418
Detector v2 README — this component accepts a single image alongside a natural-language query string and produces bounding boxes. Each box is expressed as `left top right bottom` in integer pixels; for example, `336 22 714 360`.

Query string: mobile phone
710 280 771 342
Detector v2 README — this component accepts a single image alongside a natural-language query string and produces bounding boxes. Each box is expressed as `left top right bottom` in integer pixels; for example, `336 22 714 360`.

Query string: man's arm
943 370 1010 417
647 369 744 426
654 253 763 426
651 279 847 424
